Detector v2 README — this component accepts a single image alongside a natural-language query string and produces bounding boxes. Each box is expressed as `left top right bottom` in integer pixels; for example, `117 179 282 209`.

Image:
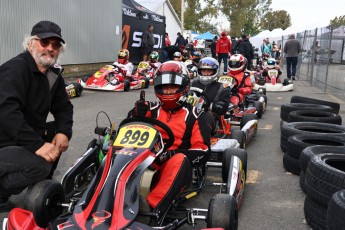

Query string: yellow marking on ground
328 94 345 104
272 107 280 111
259 124 273 130
246 170 260 184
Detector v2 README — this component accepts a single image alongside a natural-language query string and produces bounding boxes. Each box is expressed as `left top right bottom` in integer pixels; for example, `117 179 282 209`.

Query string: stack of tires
279 95 345 229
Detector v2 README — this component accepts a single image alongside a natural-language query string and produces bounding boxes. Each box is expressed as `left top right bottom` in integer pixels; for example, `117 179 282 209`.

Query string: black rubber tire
304 153 345 206
231 130 246 149
144 77 150 89
124 80 130 91
207 194 238 230
290 95 340 114
280 103 333 122
282 152 300 175
287 134 345 159
72 83 83 97
304 196 327 230
240 113 257 130
326 189 345 230
257 87 266 95
24 179 65 228
299 171 306 193
288 110 342 125
222 148 248 182
299 145 345 174
253 101 263 119
280 122 345 153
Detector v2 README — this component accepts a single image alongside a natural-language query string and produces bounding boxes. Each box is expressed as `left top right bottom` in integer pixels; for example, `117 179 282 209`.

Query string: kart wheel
222 148 247 182
240 113 257 130
24 179 64 228
258 87 266 95
144 77 150 89
124 80 130 91
207 194 238 230
72 83 83 97
231 130 246 149
254 101 263 119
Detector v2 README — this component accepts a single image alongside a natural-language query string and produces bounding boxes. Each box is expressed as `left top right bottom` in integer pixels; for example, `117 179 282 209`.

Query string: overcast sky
270 0 345 29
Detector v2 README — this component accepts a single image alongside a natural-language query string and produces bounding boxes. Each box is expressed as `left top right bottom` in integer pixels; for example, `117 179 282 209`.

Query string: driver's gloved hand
154 150 176 166
211 101 227 115
121 69 127 76
133 100 149 117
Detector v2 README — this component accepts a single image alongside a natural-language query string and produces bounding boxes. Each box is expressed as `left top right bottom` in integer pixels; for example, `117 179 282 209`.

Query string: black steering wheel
118 117 175 151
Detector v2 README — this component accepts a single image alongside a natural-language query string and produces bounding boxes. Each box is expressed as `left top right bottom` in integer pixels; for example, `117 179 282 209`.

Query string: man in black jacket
174 32 187 49
237 34 254 70
0 21 73 212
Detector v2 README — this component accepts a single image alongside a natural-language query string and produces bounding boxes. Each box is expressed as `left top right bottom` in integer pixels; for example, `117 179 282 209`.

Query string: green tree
260 10 291 30
170 0 182 19
329 15 345 29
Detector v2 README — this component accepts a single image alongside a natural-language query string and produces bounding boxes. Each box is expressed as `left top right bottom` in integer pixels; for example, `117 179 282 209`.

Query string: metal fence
280 26 345 99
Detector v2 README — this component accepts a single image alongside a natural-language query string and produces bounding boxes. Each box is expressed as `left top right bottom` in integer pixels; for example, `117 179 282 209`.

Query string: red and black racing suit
262 67 282 83
229 71 253 106
129 102 212 213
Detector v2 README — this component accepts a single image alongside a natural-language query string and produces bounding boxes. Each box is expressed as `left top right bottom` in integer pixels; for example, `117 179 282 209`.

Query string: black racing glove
211 101 228 115
154 150 176 166
133 100 149 117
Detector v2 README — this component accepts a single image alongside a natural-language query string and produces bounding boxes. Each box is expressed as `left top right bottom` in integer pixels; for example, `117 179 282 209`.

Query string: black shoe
0 197 14 212
292 76 296 80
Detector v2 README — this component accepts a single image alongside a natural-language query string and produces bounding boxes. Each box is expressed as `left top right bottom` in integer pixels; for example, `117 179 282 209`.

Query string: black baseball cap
31 21 65 43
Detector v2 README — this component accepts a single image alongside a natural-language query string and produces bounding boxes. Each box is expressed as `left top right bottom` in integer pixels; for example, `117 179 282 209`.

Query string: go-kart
253 68 293 92
65 82 83 98
3 92 246 230
78 65 148 91
131 61 154 85
188 86 258 150
185 59 198 79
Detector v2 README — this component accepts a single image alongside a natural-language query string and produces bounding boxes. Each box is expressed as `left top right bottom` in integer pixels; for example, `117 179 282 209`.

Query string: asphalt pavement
1 78 344 229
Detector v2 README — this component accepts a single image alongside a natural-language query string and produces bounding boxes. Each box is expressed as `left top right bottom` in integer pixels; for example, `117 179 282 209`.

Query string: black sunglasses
34 38 62 50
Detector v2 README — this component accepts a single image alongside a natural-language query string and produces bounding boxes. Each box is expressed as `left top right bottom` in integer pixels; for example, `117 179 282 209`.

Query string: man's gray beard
35 52 57 67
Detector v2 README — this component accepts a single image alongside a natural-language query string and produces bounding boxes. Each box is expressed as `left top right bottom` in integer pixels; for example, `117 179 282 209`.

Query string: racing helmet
197 57 219 85
173 52 182 61
154 61 190 110
228 54 247 75
118 49 129 64
149 51 159 63
267 58 276 69
191 51 201 63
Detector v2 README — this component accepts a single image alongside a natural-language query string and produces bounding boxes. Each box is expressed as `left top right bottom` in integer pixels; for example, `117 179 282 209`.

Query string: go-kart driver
111 49 134 85
190 57 231 117
228 54 254 107
191 51 202 66
262 58 282 83
147 51 161 79
128 61 212 215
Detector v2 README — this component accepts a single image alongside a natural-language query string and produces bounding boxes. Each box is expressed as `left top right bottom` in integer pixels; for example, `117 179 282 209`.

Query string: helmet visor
154 73 185 94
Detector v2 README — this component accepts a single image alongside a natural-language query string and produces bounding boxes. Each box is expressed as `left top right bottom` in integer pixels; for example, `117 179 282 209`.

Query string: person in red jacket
228 54 253 107
128 61 212 217
216 31 232 75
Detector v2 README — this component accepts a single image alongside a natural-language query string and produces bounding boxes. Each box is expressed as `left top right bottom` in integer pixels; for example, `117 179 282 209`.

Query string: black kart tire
240 113 257 130
280 122 345 153
280 103 333 122
144 77 150 89
288 110 342 125
290 95 340 114
24 179 65 228
257 87 266 95
231 130 246 149
253 101 263 119
304 196 327 230
207 194 238 230
222 148 248 182
326 189 345 230
124 80 130 91
304 153 345 206
299 171 306 193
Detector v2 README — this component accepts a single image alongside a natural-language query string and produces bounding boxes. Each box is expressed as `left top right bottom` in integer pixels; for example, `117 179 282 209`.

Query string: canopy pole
181 0 184 34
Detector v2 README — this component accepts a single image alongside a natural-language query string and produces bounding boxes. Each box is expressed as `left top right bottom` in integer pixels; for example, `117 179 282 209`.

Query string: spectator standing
165 33 171 47
174 32 187 49
185 36 189 44
237 34 254 70
0 20 73 212
142 24 155 61
216 31 232 74
211 36 218 59
283 34 301 80
261 38 272 57
231 36 238 54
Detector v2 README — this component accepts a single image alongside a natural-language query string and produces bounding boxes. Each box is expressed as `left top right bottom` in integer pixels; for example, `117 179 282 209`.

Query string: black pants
0 146 52 198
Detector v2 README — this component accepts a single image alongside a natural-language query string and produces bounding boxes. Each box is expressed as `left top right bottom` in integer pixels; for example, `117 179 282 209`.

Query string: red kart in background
78 65 148 91
131 61 153 85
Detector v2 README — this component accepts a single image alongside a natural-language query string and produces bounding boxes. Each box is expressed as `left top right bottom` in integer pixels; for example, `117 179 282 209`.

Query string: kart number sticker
187 95 197 106
268 69 278 77
218 76 235 85
114 124 157 148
